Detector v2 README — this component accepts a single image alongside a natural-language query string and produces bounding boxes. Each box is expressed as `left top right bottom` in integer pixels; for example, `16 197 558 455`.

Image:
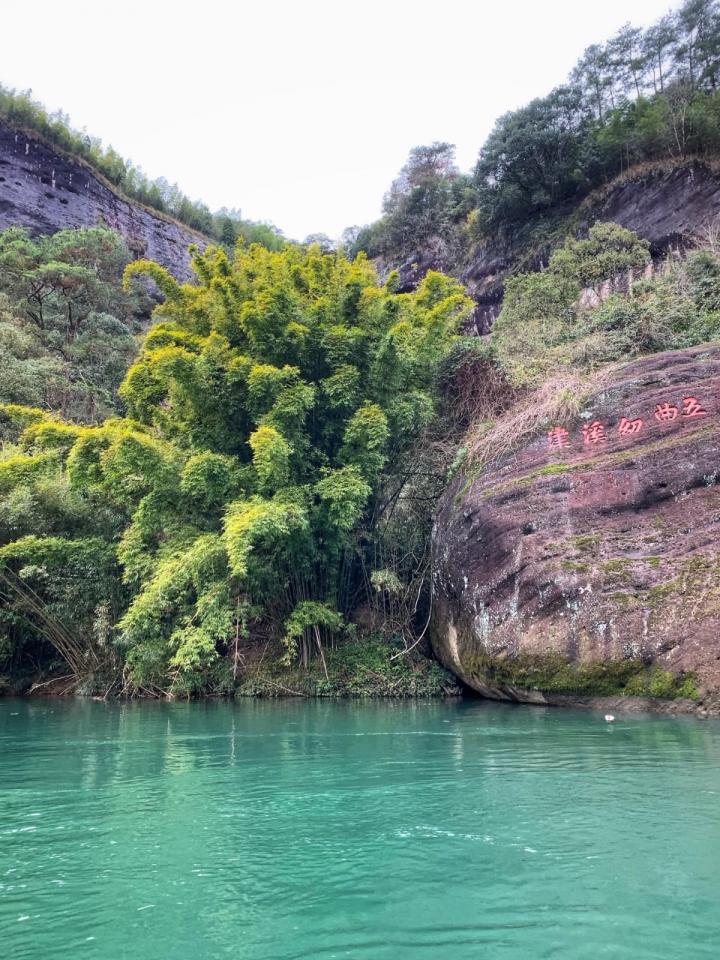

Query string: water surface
1 698 719 959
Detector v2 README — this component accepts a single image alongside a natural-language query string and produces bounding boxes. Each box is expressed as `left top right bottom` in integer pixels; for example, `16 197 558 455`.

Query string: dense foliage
0 84 286 248
0 242 471 695
353 0 720 259
490 221 720 385
5 7 720 700
0 227 149 421
475 0 720 231
349 143 475 262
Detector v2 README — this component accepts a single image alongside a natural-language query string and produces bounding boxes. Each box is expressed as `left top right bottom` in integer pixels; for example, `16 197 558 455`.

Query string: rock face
432 346 720 712
388 161 720 332
585 161 720 252
0 122 205 279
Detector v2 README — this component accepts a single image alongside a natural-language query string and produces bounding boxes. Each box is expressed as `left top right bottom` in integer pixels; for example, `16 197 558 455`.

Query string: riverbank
460 686 720 718
4 670 719 716
0 637 463 701
235 638 462 699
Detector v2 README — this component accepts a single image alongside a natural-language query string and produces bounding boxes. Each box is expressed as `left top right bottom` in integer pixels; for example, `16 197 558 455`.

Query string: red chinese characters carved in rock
582 421 607 445
618 416 643 436
682 396 707 417
547 426 570 449
654 402 679 422
545 390 713 453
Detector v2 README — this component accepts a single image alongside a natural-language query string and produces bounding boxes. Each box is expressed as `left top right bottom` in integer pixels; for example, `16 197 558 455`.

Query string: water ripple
1 698 719 959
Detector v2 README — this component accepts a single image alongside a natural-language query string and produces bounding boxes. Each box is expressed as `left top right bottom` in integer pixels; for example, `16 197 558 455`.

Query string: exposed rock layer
0 122 204 279
392 161 720 333
433 346 720 713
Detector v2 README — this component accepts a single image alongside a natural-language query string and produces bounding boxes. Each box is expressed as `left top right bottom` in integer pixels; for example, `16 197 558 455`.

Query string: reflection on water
2 698 719 959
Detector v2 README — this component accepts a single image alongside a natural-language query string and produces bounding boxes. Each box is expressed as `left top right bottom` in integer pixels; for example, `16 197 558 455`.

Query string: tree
548 221 650 287
352 143 472 259
676 0 720 89
609 23 648 100
572 44 614 120
643 15 678 94
475 86 591 227
217 215 238 248
339 225 362 253
303 233 335 251
383 142 458 212
0 227 148 422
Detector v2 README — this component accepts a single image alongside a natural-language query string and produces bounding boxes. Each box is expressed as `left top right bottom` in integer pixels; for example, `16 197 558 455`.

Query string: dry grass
691 218 720 254
465 368 613 473
578 155 720 216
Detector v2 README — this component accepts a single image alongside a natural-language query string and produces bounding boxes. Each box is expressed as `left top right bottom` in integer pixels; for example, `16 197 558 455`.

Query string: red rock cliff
433 346 720 713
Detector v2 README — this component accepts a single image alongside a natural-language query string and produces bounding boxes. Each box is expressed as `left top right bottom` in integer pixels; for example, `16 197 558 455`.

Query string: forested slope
0 86 286 252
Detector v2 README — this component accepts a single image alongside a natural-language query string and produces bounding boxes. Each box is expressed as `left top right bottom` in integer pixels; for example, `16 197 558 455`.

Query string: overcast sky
4 0 679 240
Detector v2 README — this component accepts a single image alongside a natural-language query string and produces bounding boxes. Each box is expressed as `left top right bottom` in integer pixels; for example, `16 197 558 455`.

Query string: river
1 698 719 958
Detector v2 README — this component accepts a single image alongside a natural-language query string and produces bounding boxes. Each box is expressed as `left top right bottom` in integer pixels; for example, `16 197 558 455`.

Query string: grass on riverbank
236 637 462 699
0 636 462 700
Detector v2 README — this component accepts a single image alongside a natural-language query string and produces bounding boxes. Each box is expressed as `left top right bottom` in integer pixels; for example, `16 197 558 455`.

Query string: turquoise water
1 699 719 959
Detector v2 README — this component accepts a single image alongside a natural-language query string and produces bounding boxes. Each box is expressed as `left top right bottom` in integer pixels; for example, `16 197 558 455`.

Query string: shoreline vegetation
1 225 719 706
2 218 720 709
1 637 463 701
0 236 476 699
3 2 720 711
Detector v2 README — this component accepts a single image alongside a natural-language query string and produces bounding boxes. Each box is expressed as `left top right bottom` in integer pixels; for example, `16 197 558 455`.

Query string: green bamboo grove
0 241 472 694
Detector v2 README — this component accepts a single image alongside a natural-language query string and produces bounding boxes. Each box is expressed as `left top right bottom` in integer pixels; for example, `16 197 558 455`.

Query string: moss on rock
461 651 698 700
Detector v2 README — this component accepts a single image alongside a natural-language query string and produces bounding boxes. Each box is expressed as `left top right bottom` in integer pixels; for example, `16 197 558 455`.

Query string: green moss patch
610 591 640 609
603 558 633 584
646 553 717 608
483 462 571 498
462 651 698 700
572 534 602 552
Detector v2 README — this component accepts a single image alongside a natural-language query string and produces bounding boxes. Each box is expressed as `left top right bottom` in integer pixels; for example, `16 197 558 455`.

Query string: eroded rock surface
433 346 720 711
585 161 720 252
0 122 205 279
385 161 720 332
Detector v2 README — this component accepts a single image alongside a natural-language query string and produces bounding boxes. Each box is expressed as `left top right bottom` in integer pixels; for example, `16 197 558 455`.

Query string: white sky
3 0 679 241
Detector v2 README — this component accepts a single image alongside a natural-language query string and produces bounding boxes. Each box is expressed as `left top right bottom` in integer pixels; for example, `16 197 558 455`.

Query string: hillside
4 1 720 713
0 84 286 276
384 159 720 332
9 109 720 318
352 0 720 329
